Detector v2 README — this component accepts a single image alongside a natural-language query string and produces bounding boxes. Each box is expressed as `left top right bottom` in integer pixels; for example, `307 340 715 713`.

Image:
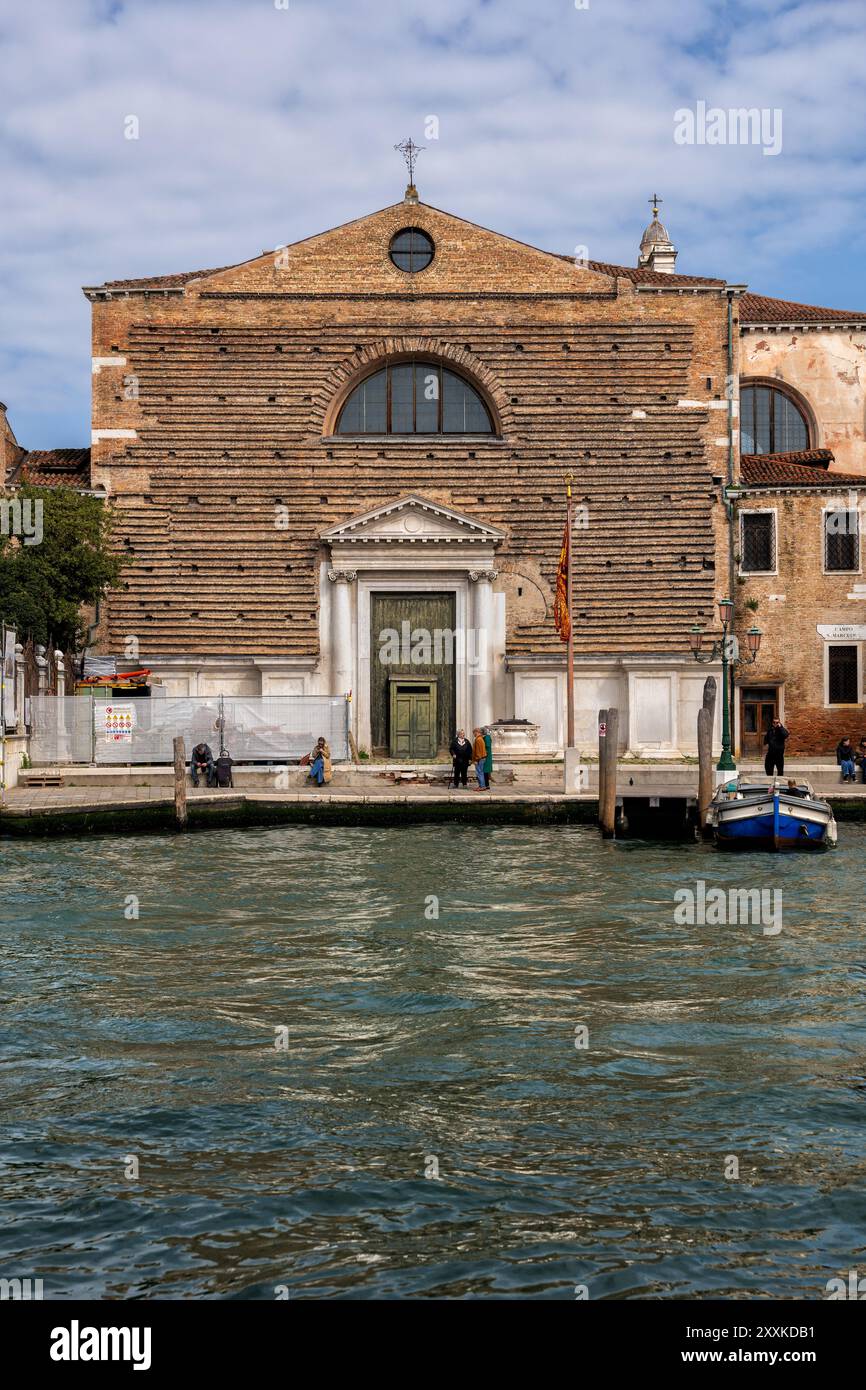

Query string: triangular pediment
141 201 616 298
323 494 505 545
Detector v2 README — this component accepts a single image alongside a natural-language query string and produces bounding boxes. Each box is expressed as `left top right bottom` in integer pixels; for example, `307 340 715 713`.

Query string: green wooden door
371 593 455 754
390 679 438 759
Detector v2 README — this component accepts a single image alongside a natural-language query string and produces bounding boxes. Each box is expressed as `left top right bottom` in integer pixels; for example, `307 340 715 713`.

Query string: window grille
741 512 776 572
828 645 859 704
824 510 859 572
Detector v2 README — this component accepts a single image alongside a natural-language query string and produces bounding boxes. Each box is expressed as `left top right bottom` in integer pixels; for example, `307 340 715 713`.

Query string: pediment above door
322 494 505 547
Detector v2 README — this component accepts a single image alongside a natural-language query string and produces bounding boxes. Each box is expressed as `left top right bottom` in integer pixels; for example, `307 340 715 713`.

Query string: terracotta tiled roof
5 448 91 489
99 266 233 291
740 292 866 325
552 255 725 287
740 449 866 488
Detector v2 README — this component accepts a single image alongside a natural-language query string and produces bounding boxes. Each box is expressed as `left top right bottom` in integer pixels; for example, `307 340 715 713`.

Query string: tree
0 483 124 650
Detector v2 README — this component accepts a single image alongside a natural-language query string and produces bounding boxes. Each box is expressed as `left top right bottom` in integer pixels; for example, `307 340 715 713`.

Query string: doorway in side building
739 685 782 758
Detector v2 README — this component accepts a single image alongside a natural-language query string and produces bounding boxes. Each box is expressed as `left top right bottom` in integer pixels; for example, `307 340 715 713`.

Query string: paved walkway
5 775 866 819
1 781 576 817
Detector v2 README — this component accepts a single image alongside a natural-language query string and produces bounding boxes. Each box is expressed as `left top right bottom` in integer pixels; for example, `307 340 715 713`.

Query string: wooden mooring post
599 707 618 838
697 677 717 837
173 735 187 829
597 708 608 818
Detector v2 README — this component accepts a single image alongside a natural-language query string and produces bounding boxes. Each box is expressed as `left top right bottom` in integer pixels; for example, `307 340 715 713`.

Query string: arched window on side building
740 382 810 455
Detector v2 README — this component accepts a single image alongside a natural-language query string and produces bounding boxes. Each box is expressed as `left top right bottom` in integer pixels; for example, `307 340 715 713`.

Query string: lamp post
689 598 762 773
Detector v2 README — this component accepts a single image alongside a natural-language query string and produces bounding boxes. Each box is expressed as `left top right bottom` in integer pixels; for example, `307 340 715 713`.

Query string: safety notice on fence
98 703 136 742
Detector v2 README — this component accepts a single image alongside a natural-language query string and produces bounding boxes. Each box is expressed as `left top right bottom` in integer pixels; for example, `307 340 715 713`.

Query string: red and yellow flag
553 520 570 642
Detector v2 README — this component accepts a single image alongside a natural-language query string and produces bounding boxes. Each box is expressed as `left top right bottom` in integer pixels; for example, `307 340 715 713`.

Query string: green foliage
0 484 123 650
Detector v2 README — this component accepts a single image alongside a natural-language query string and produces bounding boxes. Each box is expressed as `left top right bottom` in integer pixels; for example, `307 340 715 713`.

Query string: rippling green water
1 824 865 1299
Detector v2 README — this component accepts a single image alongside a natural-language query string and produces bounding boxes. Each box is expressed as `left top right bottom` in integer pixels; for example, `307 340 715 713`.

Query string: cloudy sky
3 0 865 447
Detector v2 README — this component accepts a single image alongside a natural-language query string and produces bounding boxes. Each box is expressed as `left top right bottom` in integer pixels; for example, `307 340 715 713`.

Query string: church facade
83 190 737 758
4 185 863 758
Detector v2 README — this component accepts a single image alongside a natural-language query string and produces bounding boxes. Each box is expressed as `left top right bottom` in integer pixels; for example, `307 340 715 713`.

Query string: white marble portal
322 495 506 751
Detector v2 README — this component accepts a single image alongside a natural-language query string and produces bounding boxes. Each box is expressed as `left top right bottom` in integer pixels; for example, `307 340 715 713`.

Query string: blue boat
710 777 837 851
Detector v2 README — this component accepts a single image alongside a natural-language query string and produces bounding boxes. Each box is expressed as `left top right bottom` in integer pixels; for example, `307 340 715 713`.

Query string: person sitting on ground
449 729 472 787
190 741 215 788
836 735 857 783
213 751 234 788
304 736 332 787
858 737 866 784
472 728 488 790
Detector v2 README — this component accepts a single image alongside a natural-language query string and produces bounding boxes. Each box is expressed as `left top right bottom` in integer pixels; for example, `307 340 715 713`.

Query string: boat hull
713 791 836 851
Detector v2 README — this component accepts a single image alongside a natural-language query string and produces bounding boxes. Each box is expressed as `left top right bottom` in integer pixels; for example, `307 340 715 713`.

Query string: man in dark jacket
190 741 214 787
836 736 857 783
449 730 472 787
763 718 789 776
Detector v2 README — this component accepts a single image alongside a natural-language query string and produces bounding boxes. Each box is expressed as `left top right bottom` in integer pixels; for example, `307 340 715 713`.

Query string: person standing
449 730 472 787
836 735 857 783
483 726 493 788
763 718 789 776
472 728 488 789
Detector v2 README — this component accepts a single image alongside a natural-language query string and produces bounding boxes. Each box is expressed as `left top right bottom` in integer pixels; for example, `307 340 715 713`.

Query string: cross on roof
395 138 424 186
648 193 662 217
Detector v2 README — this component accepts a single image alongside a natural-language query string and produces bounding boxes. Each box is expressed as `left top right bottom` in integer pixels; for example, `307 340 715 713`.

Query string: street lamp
689 602 762 773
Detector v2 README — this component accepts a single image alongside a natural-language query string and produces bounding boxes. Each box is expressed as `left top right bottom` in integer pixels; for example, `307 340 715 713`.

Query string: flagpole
566 471 575 748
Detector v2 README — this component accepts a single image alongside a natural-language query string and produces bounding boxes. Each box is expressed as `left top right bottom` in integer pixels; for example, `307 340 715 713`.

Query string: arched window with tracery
740 382 810 455
335 361 495 435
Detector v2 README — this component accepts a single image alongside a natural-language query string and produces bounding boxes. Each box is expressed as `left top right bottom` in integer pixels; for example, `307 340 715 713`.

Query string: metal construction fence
28 695 350 765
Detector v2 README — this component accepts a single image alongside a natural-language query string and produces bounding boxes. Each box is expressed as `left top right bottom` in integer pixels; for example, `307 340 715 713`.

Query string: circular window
389 227 434 273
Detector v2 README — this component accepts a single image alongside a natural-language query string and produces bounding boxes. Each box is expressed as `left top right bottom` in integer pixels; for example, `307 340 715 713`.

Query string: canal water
1 824 864 1300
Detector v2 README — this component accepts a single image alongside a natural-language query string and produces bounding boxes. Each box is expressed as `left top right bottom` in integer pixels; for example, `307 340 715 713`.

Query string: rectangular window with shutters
824 509 860 573
827 644 860 705
740 510 776 574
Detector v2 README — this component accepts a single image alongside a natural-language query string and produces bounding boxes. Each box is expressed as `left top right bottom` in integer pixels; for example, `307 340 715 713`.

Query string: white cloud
2 0 865 445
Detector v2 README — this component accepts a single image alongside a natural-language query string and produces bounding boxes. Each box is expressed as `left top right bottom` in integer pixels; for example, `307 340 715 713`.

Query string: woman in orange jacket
472 728 488 789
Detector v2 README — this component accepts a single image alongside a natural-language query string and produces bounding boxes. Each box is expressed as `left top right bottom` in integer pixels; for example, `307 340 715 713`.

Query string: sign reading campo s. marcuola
817 624 866 641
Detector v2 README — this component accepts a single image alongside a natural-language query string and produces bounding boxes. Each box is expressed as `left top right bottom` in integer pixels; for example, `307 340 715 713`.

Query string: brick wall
86 199 732 662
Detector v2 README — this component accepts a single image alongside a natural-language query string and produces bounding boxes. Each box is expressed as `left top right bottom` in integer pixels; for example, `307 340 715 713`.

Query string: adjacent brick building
732 451 866 756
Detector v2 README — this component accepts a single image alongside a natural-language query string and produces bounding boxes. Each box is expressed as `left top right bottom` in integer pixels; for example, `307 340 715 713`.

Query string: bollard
600 707 618 838
597 707 608 822
173 735 187 829
698 677 717 837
